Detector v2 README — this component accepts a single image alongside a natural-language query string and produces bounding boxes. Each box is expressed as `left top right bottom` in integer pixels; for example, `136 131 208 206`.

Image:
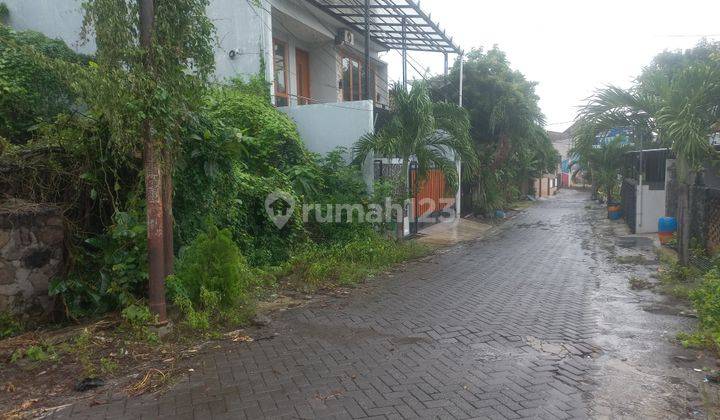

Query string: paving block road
58 190 604 419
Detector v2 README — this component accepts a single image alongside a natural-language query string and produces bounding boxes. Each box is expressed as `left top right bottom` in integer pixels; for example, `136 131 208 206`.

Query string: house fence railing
689 185 720 257
706 188 720 255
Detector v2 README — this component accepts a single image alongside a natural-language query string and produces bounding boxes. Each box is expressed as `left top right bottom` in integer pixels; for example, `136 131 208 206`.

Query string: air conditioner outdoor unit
336 29 354 46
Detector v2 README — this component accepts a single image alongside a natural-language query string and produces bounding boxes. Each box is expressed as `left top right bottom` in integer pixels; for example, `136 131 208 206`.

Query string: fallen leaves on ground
125 369 168 397
225 330 254 342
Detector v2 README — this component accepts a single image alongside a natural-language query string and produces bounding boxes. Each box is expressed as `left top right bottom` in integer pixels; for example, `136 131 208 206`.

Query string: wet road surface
54 189 704 419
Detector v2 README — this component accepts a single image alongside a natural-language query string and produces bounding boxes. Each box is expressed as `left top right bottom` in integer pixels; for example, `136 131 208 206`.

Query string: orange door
295 49 310 105
411 169 455 220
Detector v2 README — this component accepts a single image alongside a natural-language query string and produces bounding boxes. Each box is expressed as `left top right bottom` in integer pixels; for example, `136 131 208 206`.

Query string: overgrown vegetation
284 228 428 291
11 343 57 364
687 269 720 351
174 82 310 266
0 25 87 143
430 47 559 214
0 312 22 339
658 247 720 353
0 14 427 334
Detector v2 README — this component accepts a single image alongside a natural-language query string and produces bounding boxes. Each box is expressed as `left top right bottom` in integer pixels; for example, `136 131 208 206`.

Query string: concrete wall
4 0 95 54
634 184 666 234
208 0 272 82
3 0 272 82
534 175 558 198
279 100 374 188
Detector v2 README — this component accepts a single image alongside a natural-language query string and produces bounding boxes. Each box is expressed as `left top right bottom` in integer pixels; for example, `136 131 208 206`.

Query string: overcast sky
379 0 720 132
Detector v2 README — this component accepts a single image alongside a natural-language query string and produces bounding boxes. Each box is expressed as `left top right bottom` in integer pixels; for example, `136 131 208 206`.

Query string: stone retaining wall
0 203 65 314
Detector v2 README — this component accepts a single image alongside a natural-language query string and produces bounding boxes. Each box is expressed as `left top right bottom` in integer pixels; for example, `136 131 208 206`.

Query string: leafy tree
430 47 551 213
577 41 720 264
81 0 215 319
0 25 87 142
353 82 475 234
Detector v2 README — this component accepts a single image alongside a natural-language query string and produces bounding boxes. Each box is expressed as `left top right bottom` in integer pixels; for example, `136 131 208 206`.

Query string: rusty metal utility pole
139 0 167 323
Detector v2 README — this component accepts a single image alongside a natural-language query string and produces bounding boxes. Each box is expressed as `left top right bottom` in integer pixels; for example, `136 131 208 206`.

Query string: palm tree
353 82 476 235
594 136 631 203
578 62 720 264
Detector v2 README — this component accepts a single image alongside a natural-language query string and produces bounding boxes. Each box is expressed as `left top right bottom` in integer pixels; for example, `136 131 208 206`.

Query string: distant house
548 122 582 188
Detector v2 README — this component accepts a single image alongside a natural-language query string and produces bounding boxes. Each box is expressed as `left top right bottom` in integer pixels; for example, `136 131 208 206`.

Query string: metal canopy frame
306 0 461 54
303 0 465 219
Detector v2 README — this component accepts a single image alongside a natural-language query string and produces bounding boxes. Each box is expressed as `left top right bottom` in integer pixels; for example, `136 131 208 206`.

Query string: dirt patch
0 288 334 418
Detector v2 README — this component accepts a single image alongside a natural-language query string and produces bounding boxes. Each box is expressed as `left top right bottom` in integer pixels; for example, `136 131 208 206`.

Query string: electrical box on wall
335 29 354 46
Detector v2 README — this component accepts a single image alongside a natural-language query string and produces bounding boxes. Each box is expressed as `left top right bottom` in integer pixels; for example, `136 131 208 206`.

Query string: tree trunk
162 148 174 277
140 0 167 322
591 182 599 201
675 155 694 266
490 134 511 170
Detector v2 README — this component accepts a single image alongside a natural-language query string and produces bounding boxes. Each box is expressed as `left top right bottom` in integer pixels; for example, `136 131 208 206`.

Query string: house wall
534 175 558 198
3 0 95 54
634 184 666 234
4 0 389 106
279 100 375 188
271 23 339 105
208 0 272 83
270 1 388 107
3 0 272 82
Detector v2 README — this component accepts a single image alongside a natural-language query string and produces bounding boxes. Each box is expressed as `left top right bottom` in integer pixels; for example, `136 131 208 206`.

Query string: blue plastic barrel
608 210 623 220
658 217 677 233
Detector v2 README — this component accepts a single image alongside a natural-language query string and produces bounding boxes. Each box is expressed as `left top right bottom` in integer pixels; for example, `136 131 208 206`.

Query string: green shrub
11 343 57 363
120 303 158 342
50 210 148 318
168 224 256 329
304 148 369 231
0 25 87 142
690 269 720 333
121 303 154 326
204 84 308 173
100 357 118 375
0 312 22 339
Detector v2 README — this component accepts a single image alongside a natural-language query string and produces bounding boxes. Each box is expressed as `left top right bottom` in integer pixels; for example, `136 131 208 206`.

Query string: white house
4 0 463 229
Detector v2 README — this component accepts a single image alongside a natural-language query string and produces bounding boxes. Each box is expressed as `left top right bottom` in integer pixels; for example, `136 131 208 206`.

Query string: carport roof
305 0 461 54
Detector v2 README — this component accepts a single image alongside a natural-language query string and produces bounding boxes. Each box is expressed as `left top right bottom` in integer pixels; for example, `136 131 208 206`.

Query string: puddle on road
616 235 655 250
526 336 569 356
